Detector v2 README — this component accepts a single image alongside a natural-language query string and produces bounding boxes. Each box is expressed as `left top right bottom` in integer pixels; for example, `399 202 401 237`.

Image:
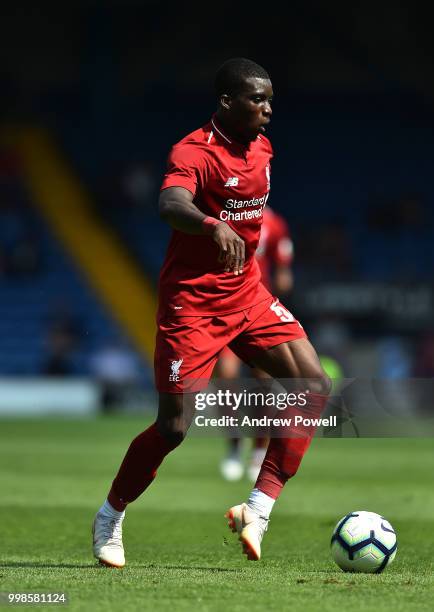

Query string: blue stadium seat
0 188 152 384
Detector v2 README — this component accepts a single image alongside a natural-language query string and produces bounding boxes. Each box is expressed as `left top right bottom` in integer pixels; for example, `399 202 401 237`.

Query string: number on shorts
270 299 295 323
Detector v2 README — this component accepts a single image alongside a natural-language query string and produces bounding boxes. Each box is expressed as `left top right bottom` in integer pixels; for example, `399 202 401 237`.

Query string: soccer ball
331 511 397 573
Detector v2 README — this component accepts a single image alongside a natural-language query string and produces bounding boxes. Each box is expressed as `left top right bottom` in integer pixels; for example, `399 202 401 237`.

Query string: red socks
107 394 328 510
108 423 179 511
255 393 328 499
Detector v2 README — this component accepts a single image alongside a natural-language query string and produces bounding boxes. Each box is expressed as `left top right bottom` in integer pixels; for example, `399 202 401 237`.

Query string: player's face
229 77 273 141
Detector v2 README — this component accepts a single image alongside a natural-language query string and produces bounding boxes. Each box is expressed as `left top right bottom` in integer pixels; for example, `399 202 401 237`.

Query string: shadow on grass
0 562 96 569
0 562 239 573
142 564 240 573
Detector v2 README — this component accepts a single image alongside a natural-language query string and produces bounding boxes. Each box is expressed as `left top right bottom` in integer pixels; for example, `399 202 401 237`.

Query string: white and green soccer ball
331 511 397 573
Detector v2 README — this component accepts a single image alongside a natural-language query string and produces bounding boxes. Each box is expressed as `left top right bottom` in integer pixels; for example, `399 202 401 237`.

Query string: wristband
202 216 221 235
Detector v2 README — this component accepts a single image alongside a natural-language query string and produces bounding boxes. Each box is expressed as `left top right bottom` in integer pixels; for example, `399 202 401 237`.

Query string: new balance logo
224 177 239 187
169 358 183 382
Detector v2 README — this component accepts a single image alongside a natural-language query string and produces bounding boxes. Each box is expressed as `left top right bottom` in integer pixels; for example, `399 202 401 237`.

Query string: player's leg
92 393 196 567
92 310 239 566
109 393 196 508
250 337 331 496
247 367 270 482
248 436 268 483
226 296 330 559
227 339 330 560
215 349 244 481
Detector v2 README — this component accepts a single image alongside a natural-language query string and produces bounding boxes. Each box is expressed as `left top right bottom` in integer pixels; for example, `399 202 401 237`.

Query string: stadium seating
0 170 151 381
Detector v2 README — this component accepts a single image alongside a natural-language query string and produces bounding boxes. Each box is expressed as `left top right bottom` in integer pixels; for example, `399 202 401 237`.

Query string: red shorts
154 292 306 393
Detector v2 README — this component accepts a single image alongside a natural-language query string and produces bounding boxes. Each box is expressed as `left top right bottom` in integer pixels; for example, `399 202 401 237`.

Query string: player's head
215 58 273 143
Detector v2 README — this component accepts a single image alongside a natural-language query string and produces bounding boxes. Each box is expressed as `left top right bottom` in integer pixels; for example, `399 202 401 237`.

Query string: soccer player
218 206 294 482
92 58 330 566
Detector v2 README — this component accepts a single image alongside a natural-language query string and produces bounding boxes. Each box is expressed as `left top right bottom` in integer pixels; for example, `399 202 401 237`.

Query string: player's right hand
213 222 245 275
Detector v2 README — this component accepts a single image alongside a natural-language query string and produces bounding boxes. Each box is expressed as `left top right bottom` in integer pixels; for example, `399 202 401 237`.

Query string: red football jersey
159 115 273 317
256 207 293 291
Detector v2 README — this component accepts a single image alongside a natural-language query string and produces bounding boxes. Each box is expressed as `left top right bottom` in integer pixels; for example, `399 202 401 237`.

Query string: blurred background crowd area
1 1 433 410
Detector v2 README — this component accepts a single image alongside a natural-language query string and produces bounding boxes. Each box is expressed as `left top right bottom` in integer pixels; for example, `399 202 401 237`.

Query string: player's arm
269 215 294 295
159 186 208 233
274 265 294 294
159 186 245 275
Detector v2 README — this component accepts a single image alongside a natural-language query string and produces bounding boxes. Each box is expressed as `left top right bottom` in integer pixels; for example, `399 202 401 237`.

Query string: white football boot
225 502 269 560
220 457 244 482
92 511 125 568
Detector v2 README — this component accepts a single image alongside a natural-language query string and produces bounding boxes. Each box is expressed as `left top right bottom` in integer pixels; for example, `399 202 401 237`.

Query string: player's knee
156 420 187 447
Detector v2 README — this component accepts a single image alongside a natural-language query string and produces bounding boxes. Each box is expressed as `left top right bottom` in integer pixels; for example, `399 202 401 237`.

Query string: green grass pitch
0 416 433 611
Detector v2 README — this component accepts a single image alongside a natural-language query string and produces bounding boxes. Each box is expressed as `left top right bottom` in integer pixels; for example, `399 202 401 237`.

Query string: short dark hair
215 57 270 98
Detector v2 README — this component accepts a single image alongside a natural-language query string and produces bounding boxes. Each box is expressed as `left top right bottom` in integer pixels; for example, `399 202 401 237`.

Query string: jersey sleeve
160 143 209 196
268 215 294 266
